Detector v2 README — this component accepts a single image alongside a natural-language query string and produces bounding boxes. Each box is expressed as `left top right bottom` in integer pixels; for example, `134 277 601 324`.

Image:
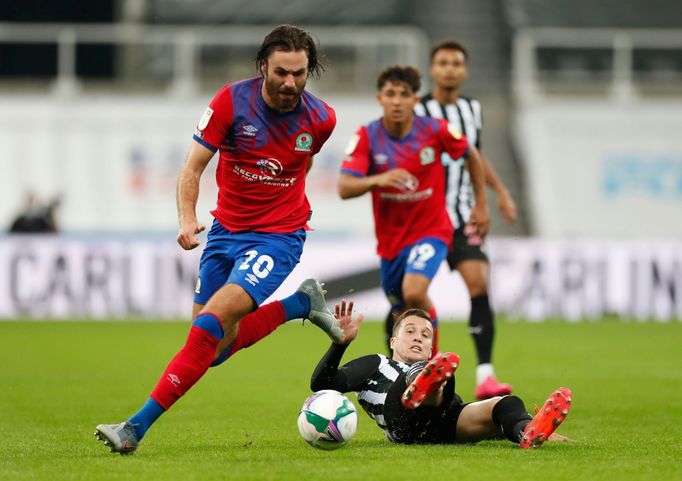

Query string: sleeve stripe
340 168 365 178
192 135 218 152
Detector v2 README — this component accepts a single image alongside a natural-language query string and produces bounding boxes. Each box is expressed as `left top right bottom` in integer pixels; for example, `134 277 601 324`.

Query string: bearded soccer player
95 25 342 454
412 40 518 399
311 300 572 447
337 65 489 355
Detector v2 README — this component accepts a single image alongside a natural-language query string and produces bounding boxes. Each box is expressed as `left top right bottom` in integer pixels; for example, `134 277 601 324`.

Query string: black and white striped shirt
414 94 483 229
311 345 409 437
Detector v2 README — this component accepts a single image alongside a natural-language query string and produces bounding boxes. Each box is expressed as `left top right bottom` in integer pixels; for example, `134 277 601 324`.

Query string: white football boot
297 278 344 343
94 421 139 454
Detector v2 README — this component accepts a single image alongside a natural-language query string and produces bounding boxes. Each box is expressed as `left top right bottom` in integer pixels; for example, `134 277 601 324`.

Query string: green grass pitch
1 318 681 481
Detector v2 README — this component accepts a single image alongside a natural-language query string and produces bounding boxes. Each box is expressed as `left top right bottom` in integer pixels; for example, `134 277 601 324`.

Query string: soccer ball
297 390 358 450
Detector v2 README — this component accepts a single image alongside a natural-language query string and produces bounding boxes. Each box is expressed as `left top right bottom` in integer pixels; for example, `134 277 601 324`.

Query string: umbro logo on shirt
242 125 258 137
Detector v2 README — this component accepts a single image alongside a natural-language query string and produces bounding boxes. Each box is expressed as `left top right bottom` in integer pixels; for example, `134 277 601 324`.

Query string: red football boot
401 352 460 409
476 375 513 400
520 387 572 448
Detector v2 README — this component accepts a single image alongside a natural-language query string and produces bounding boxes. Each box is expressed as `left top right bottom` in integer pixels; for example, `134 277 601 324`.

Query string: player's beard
263 75 305 112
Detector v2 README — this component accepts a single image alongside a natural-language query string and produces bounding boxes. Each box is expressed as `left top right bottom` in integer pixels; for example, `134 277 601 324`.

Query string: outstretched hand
334 299 364 345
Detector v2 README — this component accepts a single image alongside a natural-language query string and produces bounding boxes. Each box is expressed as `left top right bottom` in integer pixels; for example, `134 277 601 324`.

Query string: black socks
491 395 533 443
470 294 494 364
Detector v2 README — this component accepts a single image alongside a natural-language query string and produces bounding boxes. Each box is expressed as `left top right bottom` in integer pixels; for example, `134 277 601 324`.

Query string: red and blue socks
128 291 312 440
280 290 310 320
128 312 223 440
128 397 164 440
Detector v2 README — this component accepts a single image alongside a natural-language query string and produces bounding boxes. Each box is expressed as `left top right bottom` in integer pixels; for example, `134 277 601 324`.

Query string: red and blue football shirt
193 77 336 233
341 116 469 259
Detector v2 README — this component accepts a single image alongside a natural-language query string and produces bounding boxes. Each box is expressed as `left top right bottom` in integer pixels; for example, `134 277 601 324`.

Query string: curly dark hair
430 39 469 63
391 308 432 336
255 24 325 78
376 65 421 93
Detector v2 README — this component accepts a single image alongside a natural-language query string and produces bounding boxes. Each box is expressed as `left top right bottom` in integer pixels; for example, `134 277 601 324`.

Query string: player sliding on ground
94 24 342 454
311 300 571 447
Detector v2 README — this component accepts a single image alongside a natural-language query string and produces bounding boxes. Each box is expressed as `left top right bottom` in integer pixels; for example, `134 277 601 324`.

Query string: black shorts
446 226 488 269
383 371 467 444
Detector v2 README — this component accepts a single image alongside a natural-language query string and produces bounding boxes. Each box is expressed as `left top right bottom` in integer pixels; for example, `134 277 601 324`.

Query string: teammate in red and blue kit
95 25 343 455
337 65 489 355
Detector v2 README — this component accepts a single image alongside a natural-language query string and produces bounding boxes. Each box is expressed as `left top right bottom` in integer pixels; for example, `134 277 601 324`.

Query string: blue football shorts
194 220 306 306
380 237 448 311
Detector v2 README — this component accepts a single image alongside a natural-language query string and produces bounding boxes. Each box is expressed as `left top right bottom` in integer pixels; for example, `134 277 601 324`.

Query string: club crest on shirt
256 158 283 177
198 107 214 130
420 147 435 165
294 133 313 152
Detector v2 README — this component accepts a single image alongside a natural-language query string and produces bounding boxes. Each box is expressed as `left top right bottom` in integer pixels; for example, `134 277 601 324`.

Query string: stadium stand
505 0 682 28
2 0 680 238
